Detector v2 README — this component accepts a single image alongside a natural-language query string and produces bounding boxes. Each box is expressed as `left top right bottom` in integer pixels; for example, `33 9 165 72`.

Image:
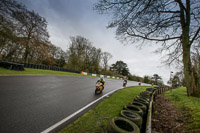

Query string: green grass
59 86 148 133
0 67 82 76
164 87 200 132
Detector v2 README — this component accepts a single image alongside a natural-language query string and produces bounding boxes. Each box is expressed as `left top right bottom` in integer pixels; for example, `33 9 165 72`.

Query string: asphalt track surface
0 75 150 133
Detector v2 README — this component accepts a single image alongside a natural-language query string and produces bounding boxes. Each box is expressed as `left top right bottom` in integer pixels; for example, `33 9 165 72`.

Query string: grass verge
59 86 148 133
0 67 82 76
0 67 122 80
164 87 200 132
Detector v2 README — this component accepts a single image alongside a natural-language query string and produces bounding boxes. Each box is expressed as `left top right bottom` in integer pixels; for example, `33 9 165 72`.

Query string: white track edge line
41 88 122 133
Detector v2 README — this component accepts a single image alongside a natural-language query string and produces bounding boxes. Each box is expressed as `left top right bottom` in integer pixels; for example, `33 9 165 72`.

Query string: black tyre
133 97 149 107
119 110 143 129
139 94 151 100
108 117 140 133
123 105 143 117
140 91 151 95
136 96 150 102
140 91 151 98
129 102 147 115
146 88 156 92
95 88 100 94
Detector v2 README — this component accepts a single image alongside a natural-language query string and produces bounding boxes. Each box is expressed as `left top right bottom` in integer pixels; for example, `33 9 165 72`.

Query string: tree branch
110 0 134 5
175 0 187 13
157 10 180 14
190 27 200 45
126 31 180 42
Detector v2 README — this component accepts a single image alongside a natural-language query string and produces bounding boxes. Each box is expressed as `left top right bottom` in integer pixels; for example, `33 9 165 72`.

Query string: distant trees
143 76 151 84
128 74 143 82
49 45 67 67
172 75 181 88
110 61 129 76
65 36 114 74
66 36 101 73
152 74 162 85
102 52 112 71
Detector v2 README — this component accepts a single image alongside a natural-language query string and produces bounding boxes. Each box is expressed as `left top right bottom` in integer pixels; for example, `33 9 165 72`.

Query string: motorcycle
95 81 104 94
123 80 127 87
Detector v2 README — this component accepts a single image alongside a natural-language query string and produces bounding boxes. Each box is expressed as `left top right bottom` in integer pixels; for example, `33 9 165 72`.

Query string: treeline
110 60 164 85
129 74 164 86
0 0 114 74
66 36 113 74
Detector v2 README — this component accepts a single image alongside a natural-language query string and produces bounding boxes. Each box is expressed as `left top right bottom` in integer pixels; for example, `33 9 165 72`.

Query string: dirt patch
152 95 188 133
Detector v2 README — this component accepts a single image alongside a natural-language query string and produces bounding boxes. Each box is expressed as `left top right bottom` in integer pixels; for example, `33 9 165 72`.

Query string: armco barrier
23 63 81 74
0 60 24 71
0 60 80 74
80 71 124 80
0 59 125 79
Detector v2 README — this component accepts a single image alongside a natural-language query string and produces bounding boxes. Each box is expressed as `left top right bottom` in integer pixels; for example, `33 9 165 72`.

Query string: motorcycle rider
97 76 105 90
123 76 127 87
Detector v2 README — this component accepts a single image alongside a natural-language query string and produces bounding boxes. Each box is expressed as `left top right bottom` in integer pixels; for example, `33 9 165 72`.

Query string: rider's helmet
100 75 104 80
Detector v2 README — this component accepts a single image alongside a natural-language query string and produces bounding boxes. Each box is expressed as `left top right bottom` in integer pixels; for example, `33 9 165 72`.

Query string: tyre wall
108 87 172 133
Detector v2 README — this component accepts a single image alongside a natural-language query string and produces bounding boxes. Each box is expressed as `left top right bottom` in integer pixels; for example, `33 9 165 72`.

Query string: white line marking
41 88 123 133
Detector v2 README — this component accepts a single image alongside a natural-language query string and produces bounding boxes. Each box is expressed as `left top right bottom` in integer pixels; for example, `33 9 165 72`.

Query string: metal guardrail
0 60 24 71
0 60 80 73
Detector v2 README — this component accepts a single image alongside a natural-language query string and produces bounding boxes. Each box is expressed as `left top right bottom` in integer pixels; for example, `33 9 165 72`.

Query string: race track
0 75 150 133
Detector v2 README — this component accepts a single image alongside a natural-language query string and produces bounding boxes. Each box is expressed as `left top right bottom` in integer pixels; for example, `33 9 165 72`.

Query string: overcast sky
15 0 174 84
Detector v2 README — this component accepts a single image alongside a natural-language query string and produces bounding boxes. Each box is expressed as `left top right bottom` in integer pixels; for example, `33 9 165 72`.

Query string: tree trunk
24 34 31 63
182 39 200 97
24 45 29 63
180 0 199 97
191 67 200 97
183 43 192 96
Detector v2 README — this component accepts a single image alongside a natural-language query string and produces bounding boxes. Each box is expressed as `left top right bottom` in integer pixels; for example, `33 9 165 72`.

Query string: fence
0 60 80 74
0 60 24 71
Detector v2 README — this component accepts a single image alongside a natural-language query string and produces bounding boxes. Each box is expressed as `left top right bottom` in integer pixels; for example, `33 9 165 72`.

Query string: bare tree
95 0 200 97
13 10 49 62
66 36 104 73
0 0 25 60
67 36 90 71
101 51 112 70
0 0 49 64
0 0 68 68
